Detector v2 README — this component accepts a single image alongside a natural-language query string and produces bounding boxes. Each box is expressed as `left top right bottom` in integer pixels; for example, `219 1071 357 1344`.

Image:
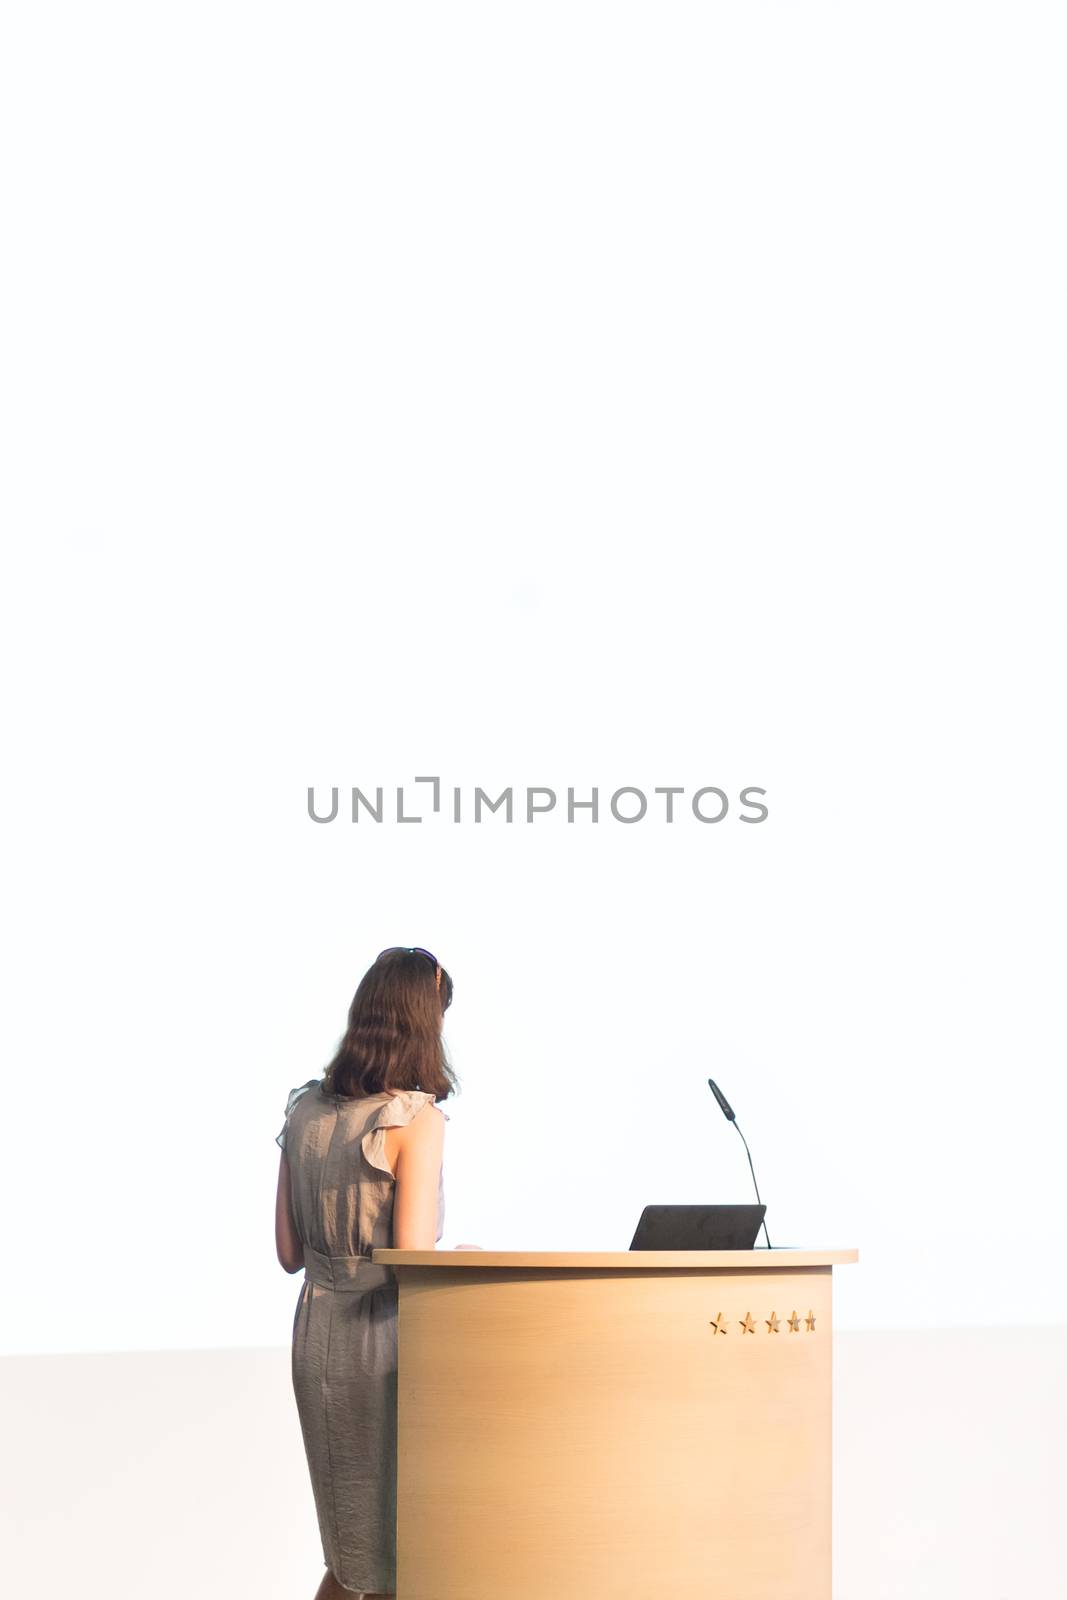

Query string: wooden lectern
373 1246 858 1599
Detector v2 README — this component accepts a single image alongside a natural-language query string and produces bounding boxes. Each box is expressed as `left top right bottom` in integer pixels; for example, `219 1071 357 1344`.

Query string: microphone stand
732 1118 772 1249
708 1077 773 1248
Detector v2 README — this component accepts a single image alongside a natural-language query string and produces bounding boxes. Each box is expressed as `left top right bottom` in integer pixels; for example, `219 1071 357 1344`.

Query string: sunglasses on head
376 946 453 1008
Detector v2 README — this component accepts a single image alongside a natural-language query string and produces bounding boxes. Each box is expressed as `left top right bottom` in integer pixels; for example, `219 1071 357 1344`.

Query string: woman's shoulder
376 1089 450 1121
274 1077 323 1149
284 1076 322 1112
391 1092 449 1128
361 1090 448 1178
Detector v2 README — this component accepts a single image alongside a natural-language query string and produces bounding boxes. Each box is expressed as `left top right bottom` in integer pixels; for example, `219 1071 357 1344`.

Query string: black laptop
629 1204 766 1250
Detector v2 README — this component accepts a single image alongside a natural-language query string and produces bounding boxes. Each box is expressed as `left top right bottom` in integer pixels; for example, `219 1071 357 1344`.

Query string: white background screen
2 2 1063 1355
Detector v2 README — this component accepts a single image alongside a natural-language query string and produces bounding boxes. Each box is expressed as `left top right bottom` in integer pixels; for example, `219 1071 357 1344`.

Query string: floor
1 1326 1061 1598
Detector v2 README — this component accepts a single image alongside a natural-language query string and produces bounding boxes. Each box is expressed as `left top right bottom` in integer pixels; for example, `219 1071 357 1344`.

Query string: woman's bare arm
275 1151 305 1272
392 1102 446 1250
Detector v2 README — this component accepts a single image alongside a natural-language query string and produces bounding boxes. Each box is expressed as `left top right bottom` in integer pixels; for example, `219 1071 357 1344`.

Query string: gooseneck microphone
707 1078 773 1248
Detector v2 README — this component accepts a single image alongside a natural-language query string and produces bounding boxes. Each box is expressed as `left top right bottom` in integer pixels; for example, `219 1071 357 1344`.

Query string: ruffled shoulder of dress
360 1090 450 1179
275 1077 322 1150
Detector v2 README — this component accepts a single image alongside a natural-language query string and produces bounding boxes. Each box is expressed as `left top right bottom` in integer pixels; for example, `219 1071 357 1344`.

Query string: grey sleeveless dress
276 1078 448 1594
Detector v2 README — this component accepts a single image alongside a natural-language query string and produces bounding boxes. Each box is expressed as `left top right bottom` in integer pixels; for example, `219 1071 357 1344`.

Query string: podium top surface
373 1248 858 1270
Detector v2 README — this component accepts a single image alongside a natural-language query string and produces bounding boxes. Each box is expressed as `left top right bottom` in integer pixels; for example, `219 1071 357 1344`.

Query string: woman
274 946 476 1600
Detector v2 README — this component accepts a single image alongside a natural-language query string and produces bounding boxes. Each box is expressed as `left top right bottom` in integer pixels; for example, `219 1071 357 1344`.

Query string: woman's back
279 1078 448 1258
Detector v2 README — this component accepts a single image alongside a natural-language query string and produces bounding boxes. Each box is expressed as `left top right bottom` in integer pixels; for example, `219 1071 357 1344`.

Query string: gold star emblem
765 1310 781 1333
787 1310 801 1332
708 1311 728 1335
739 1311 756 1334
805 1309 816 1332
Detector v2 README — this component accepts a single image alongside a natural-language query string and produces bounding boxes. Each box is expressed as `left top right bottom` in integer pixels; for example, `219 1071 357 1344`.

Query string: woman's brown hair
322 949 457 1103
